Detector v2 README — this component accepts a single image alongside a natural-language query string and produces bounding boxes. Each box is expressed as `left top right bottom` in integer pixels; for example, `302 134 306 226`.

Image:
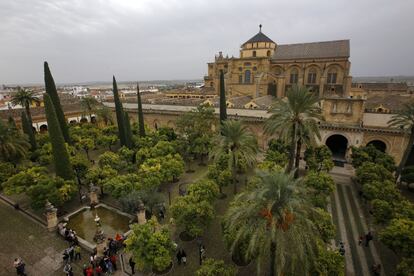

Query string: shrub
196 258 237 276
371 199 394 224
126 218 175 272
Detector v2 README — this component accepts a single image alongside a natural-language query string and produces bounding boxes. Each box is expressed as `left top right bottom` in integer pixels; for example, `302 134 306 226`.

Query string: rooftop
272 40 350 60
242 25 275 46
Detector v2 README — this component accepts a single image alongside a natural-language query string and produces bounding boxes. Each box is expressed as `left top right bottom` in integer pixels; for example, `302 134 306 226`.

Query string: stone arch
305 64 322 84
366 139 387 152
270 65 284 76
69 120 77 125
80 117 88 123
325 134 348 162
39 124 48 133
153 119 160 130
90 116 97 123
167 120 175 129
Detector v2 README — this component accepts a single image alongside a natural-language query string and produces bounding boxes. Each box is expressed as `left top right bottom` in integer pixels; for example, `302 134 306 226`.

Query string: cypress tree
124 111 133 149
44 62 70 143
43 93 74 180
113 76 127 146
136 83 146 137
219 70 227 124
21 112 37 150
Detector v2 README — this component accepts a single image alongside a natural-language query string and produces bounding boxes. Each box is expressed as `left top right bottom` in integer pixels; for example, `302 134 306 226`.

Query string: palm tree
388 102 414 180
10 87 40 136
223 170 317 276
96 106 114 126
265 85 322 173
0 120 30 164
210 120 258 194
80 96 99 121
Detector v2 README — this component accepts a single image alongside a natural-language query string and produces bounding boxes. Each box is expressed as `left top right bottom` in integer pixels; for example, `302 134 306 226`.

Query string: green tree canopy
264 85 322 173
304 145 334 172
210 120 258 194
196 258 237 276
223 170 317 275
351 144 395 172
0 119 30 164
379 218 414 257
126 218 175 272
43 93 73 180
171 195 215 238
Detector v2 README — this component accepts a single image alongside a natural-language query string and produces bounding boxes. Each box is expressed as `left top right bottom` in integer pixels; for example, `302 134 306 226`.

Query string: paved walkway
330 167 383 276
0 200 94 275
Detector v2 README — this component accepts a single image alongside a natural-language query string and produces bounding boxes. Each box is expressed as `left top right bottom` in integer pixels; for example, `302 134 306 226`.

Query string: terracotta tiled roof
272 40 350 60
365 94 414 111
352 82 408 92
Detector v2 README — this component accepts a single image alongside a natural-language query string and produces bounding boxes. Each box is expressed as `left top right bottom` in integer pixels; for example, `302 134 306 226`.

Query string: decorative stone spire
259 24 262 32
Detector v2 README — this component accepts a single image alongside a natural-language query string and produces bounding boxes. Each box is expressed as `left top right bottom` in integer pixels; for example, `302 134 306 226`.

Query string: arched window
267 50 271 57
290 68 298 84
245 70 251 84
307 68 317 84
327 68 338 84
252 51 257 57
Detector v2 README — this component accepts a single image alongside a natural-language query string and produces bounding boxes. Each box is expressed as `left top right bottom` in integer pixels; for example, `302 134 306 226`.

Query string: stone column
137 202 147 225
343 76 352 98
319 77 326 98
93 214 107 257
276 76 285 98
45 200 58 232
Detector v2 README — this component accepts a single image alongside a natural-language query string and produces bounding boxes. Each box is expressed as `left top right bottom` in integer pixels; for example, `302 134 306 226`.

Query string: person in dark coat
176 250 182 265
129 257 136 274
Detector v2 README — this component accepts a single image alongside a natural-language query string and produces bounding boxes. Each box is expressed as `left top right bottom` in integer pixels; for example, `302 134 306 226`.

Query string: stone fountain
93 212 106 256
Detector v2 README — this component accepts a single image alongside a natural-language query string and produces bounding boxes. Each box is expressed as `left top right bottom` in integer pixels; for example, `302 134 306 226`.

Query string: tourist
129 257 136 274
95 265 103 276
358 235 363 246
176 250 182 265
339 242 345 256
63 249 70 263
82 264 88 276
200 245 206 260
372 263 381 276
74 244 81 260
13 258 26 276
105 257 114 274
365 231 373 247
85 265 94 276
110 254 117 270
68 245 75 262
89 253 96 267
63 263 73 276
99 257 107 273
181 249 187 265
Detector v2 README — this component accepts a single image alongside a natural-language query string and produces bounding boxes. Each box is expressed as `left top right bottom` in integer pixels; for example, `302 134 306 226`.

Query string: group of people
176 249 187 265
358 231 374 247
82 236 124 276
60 224 82 276
58 223 79 245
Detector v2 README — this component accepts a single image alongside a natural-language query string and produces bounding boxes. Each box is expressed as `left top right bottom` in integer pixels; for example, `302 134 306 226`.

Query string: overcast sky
1 0 413 84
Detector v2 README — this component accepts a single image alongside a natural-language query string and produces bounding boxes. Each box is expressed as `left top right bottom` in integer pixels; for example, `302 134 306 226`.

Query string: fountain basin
64 203 134 251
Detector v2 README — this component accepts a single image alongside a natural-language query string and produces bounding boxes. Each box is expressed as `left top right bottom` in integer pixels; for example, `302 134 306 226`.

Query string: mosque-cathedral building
201 25 413 165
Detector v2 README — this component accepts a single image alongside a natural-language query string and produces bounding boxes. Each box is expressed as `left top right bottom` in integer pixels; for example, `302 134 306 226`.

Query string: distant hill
353 76 414 85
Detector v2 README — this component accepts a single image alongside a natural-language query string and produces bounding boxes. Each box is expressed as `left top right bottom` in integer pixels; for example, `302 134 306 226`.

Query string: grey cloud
0 0 413 84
